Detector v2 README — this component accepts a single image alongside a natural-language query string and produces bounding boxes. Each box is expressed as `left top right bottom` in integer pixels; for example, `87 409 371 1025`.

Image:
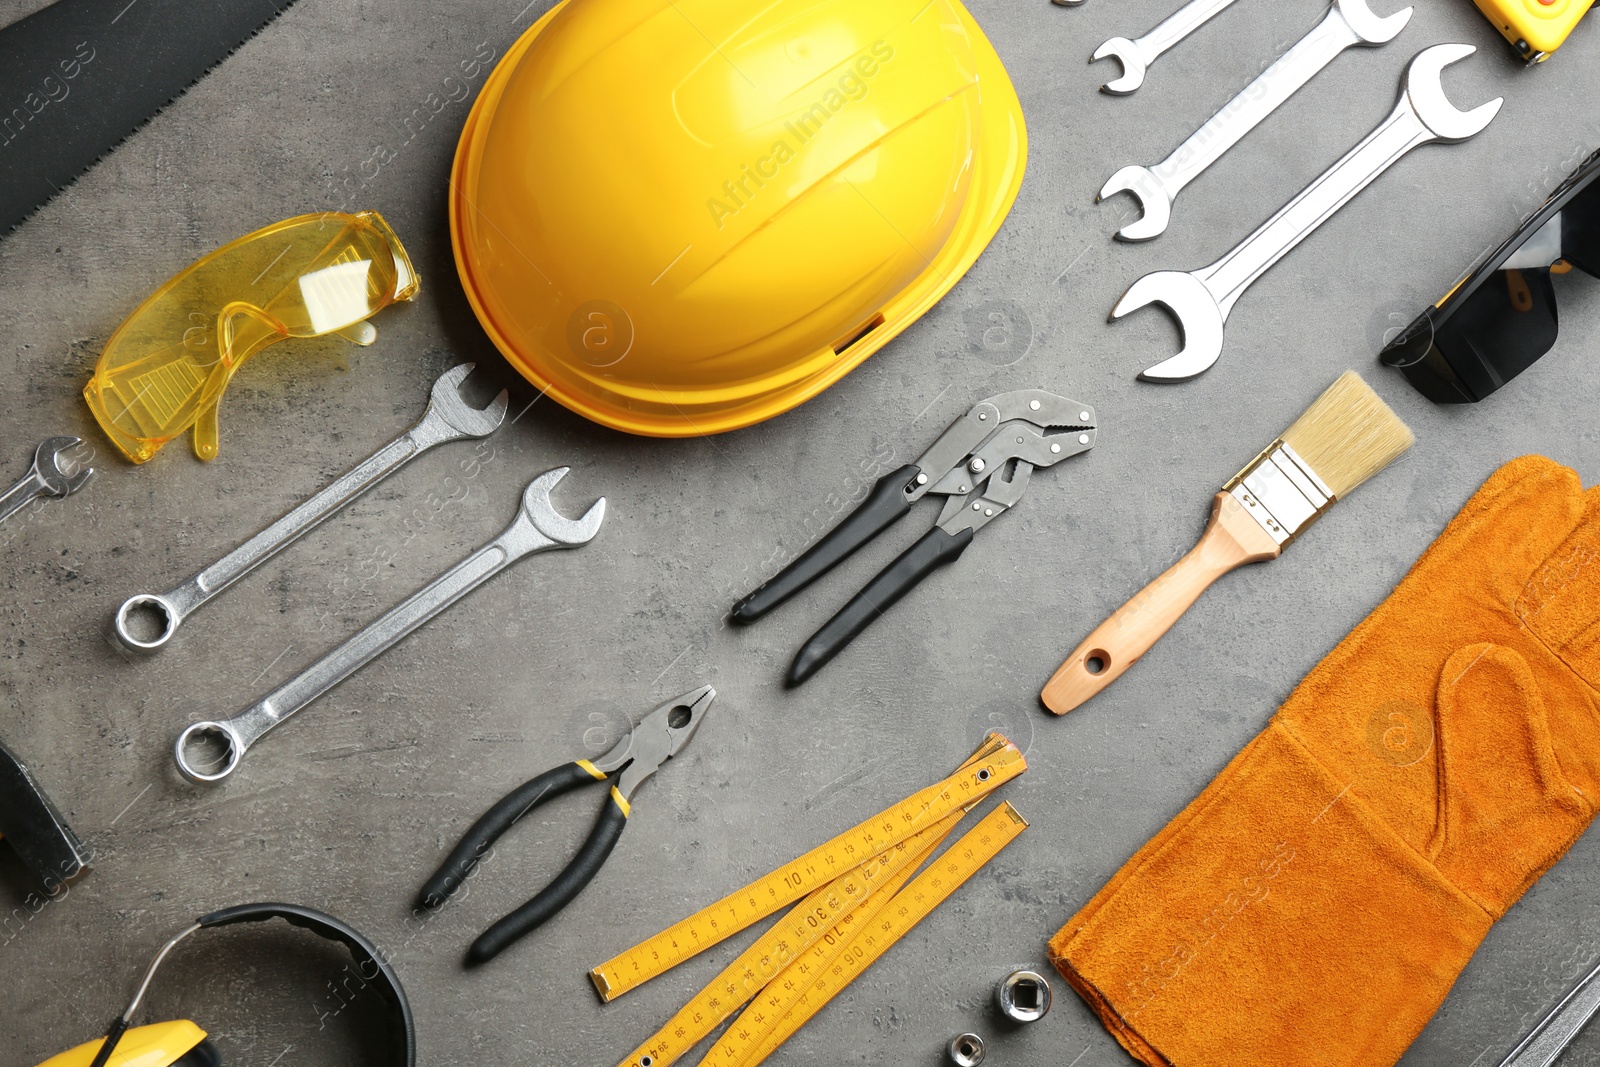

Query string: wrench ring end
115 594 179 654
175 721 244 783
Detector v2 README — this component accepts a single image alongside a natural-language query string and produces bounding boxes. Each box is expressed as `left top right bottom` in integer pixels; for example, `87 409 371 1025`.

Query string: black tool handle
787 526 974 685
85 1018 131 1067
465 790 629 966
731 464 920 623
419 761 601 910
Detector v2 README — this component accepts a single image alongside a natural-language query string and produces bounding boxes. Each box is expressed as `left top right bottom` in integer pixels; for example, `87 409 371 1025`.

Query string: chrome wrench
0 436 93 526
174 468 606 783
1101 0 1412 241
1116 44 1502 383
114 364 507 654
1093 0 1243 95
1499 958 1600 1066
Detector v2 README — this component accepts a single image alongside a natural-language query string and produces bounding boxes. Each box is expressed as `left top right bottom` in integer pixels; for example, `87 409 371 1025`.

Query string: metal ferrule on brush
1223 441 1337 548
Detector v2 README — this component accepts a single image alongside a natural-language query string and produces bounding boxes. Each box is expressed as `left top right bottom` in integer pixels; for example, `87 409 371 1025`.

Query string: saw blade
0 0 299 237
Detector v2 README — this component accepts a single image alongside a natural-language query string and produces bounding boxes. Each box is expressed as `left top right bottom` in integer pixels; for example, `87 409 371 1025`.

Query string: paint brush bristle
1281 371 1415 499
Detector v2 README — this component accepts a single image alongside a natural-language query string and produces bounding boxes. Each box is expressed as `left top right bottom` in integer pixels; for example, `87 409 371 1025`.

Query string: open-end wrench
0 437 94 526
174 467 606 783
1093 0 1243 95
1116 44 1501 383
1499 957 1600 1067
1101 0 1412 241
114 364 507 654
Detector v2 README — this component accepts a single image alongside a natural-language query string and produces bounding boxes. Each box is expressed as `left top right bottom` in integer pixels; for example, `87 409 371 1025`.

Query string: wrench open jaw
114 364 508 655
1115 272 1228 384
33 436 95 497
0 436 94 527
1117 44 1501 383
522 467 607 546
1091 0 1245 95
1402 43 1503 141
1101 166 1176 243
1092 37 1150 95
424 362 510 440
174 466 607 784
1100 0 1414 243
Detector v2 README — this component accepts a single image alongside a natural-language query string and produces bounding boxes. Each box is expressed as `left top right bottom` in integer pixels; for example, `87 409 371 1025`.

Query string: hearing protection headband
86 902 415 1067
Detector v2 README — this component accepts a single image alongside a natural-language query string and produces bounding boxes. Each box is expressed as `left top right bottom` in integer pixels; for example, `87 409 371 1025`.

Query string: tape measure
701 802 1028 1067
614 811 965 1067
590 737 1026 1001
1470 0 1593 61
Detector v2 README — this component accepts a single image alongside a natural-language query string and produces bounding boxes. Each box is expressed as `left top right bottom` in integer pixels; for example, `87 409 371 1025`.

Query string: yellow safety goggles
84 211 419 463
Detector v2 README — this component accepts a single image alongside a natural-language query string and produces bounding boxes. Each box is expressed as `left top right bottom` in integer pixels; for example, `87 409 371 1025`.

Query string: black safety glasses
1381 148 1600 403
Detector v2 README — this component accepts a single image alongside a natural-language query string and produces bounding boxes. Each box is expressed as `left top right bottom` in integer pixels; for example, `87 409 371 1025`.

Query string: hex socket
996 969 1053 1023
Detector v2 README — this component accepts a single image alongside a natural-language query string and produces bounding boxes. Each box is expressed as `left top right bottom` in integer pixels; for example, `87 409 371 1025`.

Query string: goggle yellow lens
83 211 419 463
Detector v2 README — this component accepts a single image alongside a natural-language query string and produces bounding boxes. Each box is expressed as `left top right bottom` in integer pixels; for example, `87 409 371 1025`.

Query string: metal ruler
589 736 1026 1001
700 801 1028 1067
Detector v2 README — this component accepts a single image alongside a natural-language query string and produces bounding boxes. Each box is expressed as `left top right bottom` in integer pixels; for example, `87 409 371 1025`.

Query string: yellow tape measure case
1472 0 1592 60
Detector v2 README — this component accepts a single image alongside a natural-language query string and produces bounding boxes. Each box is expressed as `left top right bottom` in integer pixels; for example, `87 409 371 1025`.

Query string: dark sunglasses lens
1389 164 1600 403
1425 266 1559 401
1562 174 1600 277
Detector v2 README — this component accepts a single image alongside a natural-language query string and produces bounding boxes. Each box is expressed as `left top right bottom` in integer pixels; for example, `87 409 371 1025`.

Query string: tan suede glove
1049 456 1600 1067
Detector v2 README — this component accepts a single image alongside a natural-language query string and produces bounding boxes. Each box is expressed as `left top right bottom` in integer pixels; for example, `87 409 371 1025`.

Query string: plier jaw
419 684 716 965
730 390 1098 684
593 684 717 800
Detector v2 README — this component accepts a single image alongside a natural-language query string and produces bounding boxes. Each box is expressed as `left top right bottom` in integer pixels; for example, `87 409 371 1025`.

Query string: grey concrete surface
1 0 1597 1064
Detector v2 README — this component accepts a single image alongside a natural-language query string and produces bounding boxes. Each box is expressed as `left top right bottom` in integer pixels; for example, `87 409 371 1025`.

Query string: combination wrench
114 364 507 653
175 467 606 783
1498 957 1600 1066
1115 44 1502 383
1093 0 1244 95
1101 0 1412 241
0 437 93 526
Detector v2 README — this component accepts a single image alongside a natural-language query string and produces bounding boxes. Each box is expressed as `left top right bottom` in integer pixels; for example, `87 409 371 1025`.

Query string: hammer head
1091 37 1149 95
1404 44 1503 143
0 739 90 893
1101 166 1175 242
1111 271 1227 383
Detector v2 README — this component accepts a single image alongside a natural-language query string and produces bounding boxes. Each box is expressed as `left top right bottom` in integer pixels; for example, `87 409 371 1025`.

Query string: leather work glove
1048 456 1600 1067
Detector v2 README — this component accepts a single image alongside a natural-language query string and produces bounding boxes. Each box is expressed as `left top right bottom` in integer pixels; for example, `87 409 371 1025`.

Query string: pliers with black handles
731 390 1096 684
419 685 715 965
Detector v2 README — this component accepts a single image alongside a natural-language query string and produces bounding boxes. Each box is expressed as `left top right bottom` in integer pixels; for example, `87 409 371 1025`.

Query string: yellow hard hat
451 0 1027 437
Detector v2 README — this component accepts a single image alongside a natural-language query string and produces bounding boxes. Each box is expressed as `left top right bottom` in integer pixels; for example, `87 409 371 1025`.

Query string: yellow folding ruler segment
614 810 965 1067
699 801 1028 1067
590 736 1026 1001
611 737 1010 1067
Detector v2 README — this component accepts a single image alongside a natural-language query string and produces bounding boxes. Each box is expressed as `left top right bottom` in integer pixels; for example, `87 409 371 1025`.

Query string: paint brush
1041 371 1415 714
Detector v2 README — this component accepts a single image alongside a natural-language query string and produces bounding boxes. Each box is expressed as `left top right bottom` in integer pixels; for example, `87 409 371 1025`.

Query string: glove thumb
1430 643 1592 915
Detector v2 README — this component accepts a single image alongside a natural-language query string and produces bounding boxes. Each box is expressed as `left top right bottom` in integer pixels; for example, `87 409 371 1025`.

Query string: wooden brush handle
1041 492 1282 715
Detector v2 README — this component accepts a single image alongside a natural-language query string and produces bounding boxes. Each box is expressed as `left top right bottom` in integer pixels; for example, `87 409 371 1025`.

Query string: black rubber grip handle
787 525 974 685
85 1017 130 1067
731 464 920 623
465 790 630 966
419 761 600 910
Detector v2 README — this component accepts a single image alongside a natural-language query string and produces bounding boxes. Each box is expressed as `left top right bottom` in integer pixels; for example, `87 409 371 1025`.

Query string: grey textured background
1 0 1598 1064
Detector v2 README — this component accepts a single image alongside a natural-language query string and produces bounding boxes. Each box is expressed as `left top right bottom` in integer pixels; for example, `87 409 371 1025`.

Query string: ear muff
39 903 414 1067
172 1039 223 1067
37 1021 215 1067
